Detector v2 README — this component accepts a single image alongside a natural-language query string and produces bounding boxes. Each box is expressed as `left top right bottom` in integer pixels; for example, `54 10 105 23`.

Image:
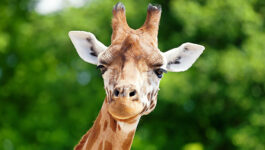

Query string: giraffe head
69 3 204 121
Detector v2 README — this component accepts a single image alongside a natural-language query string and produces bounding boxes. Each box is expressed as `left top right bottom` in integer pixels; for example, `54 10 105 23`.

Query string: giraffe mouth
107 97 144 120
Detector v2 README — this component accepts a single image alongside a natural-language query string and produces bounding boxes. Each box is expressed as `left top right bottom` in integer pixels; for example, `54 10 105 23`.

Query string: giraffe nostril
129 90 136 97
114 89 120 97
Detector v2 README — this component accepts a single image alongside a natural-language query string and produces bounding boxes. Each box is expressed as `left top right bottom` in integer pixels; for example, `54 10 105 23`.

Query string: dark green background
0 0 264 149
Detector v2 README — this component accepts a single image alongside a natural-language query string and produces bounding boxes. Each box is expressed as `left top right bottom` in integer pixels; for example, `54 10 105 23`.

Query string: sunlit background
0 0 265 149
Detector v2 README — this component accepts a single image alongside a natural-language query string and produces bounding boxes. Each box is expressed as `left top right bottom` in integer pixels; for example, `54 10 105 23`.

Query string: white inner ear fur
68 31 108 65
163 42 205 72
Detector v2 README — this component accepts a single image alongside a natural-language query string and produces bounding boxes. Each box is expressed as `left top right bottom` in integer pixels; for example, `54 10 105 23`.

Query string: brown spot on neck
122 130 136 150
98 141 103 150
85 111 102 150
104 141 113 150
109 114 118 132
118 124 121 131
103 120 108 131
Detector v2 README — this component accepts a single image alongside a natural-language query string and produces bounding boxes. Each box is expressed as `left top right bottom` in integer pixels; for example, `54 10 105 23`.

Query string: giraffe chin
107 98 143 120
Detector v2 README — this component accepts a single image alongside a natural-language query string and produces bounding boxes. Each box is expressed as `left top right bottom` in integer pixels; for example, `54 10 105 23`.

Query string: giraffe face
97 35 165 120
69 3 205 121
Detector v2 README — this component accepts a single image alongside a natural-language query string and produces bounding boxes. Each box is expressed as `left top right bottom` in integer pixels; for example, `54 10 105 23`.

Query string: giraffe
69 2 205 150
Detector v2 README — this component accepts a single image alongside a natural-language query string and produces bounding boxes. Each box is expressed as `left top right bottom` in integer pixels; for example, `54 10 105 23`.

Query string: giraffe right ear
68 31 108 65
163 42 205 72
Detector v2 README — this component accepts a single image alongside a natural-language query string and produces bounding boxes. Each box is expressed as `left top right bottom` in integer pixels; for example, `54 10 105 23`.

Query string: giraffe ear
69 31 107 65
163 42 205 72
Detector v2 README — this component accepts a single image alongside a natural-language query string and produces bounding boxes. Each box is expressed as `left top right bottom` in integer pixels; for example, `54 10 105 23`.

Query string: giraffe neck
75 98 141 150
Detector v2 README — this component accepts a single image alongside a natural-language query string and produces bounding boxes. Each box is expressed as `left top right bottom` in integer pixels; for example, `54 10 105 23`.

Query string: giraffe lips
107 98 143 120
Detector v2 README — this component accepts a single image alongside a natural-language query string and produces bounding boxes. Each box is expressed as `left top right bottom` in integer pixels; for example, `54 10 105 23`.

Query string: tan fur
122 131 135 150
98 141 103 150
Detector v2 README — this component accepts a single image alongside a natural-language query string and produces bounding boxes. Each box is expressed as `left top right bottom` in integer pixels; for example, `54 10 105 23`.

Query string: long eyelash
154 68 167 78
160 69 167 73
96 65 104 69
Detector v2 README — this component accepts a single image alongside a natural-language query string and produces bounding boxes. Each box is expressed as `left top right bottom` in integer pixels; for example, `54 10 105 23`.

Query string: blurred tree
0 0 264 150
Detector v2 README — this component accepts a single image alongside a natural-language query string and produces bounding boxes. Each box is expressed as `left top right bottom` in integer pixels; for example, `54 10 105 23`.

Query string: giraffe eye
154 68 167 78
96 65 107 74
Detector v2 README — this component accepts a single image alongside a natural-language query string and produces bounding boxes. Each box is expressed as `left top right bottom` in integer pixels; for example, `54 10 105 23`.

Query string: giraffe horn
111 2 130 42
140 4 162 43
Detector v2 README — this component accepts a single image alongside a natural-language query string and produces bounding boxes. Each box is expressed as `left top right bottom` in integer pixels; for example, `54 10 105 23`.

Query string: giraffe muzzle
108 96 143 120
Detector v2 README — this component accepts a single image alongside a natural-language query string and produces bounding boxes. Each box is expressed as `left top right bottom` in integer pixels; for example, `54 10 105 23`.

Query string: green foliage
0 0 264 149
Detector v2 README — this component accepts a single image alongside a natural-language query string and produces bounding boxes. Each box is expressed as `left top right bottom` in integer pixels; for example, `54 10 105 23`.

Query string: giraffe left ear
163 43 205 72
69 31 107 65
